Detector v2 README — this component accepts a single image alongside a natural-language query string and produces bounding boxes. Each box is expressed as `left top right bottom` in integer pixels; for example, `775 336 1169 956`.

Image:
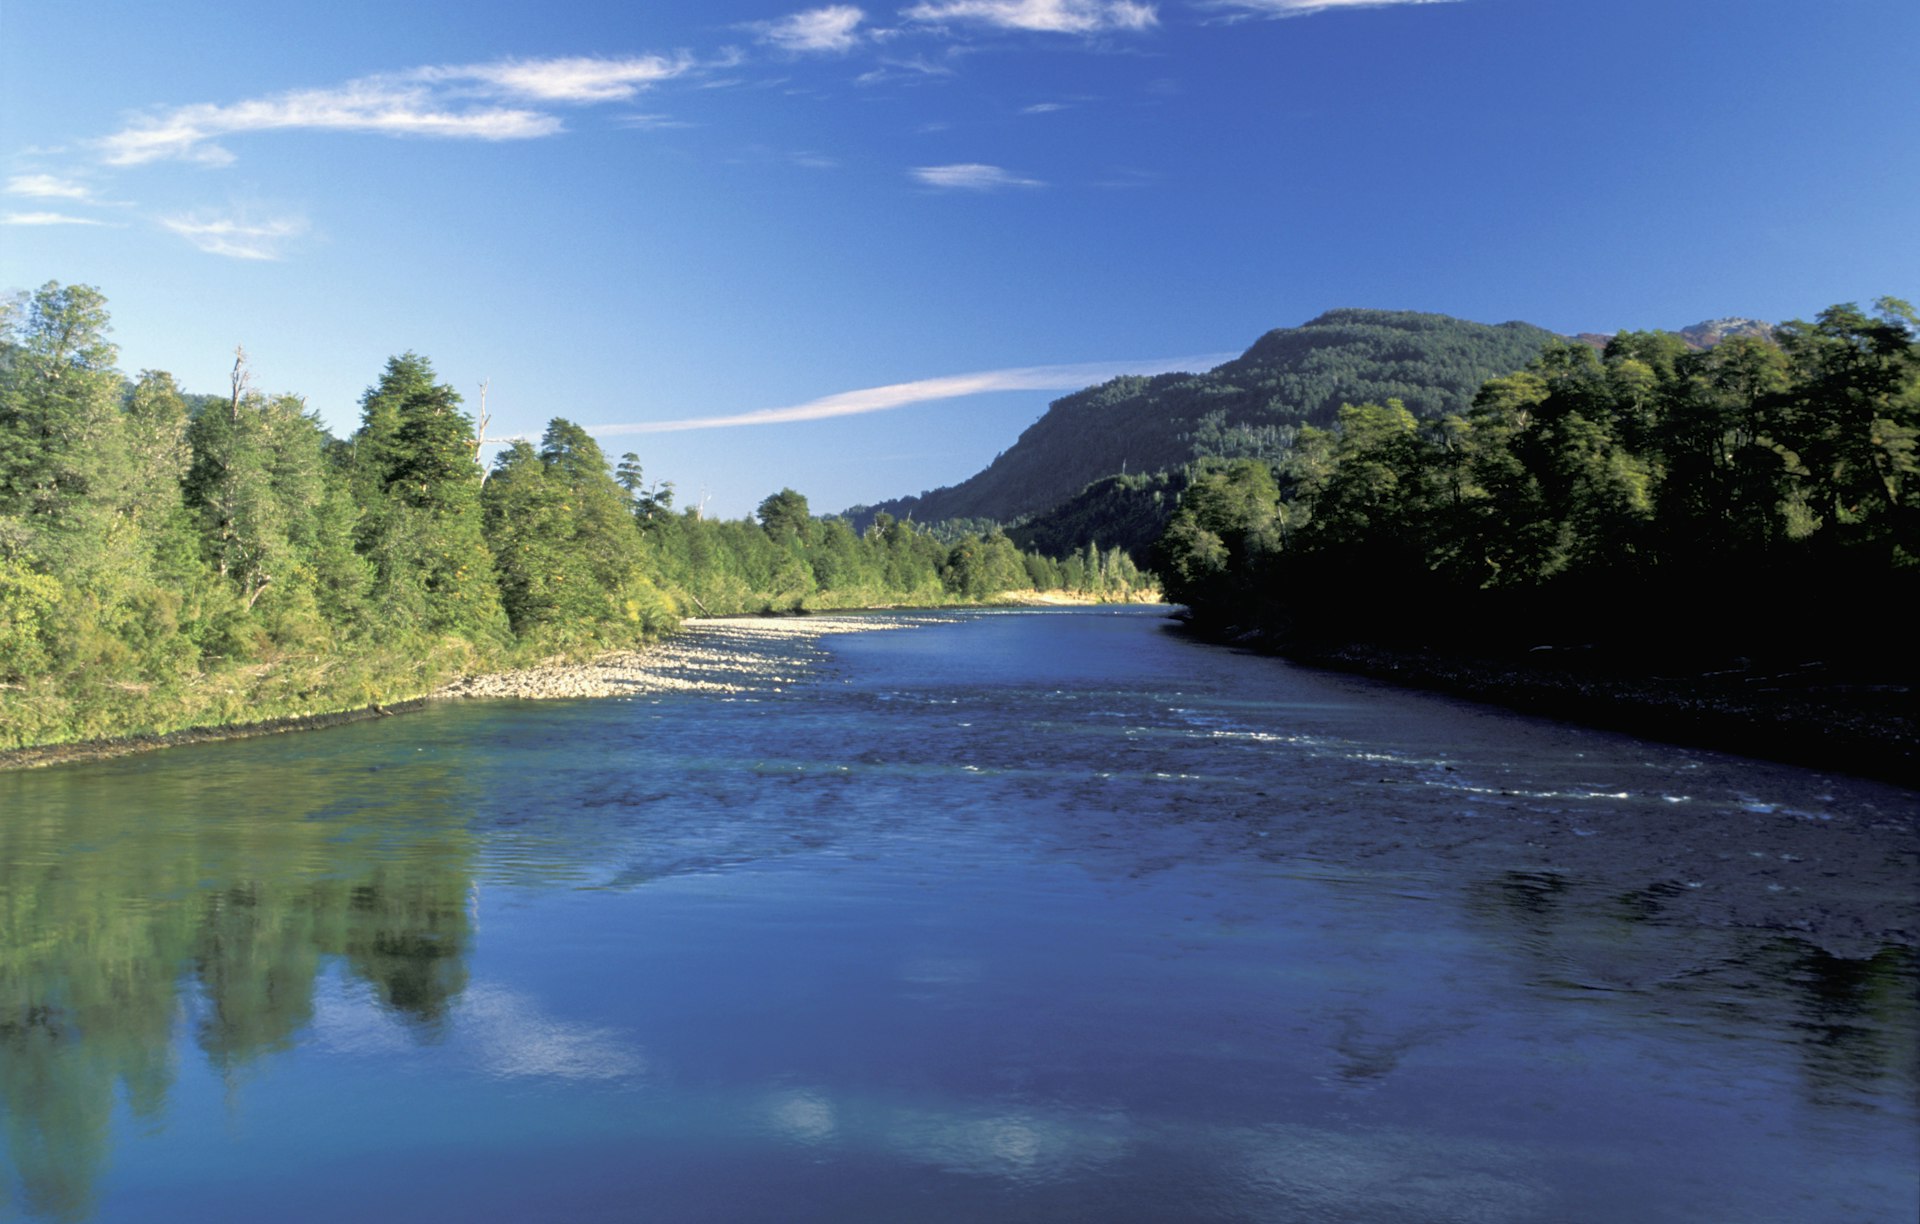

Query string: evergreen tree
350 354 506 642
0 282 131 583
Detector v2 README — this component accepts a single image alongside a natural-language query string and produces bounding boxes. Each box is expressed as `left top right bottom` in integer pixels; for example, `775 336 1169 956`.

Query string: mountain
847 309 1560 531
1575 316 1773 352
1676 317 1773 349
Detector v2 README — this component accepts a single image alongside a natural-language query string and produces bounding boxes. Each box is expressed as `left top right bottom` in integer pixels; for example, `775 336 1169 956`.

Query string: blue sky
4 0 1916 518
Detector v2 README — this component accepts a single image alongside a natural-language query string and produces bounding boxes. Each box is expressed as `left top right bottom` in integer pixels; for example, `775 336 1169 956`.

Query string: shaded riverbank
1201 626 1920 788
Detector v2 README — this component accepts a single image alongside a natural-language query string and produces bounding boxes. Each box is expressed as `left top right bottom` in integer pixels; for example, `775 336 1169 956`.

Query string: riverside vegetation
0 283 1149 753
1150 299 1919 778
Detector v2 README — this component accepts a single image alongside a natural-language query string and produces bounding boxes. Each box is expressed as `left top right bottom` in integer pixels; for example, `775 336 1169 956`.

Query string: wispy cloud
1021 102 1069 114
856 55 961 85
1203 0 1459 18
2 211 116 227
615 112 698 130
97 54 696 166
101 86 556 167
584 353 1234 435
425 54 695 102
159 210 309 260
754 5 870 53
5 173 94 201
911 162 1043 189
903 0 1158 34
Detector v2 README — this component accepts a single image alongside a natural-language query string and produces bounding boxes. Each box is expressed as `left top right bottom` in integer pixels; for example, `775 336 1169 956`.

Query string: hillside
847 309 1561 530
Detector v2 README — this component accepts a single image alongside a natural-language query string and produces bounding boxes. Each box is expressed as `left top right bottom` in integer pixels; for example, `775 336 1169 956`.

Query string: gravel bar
433 615 949 701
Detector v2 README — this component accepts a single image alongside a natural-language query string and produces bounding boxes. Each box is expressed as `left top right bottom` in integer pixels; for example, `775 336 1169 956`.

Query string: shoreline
0 613 946 772
21 599 1901 791
3 600 1159 773
431 614 947 701
0 698 436 773
1207 629 1920 789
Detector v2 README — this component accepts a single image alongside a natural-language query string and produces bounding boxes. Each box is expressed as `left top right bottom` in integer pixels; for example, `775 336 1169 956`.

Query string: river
1 608 1914 1222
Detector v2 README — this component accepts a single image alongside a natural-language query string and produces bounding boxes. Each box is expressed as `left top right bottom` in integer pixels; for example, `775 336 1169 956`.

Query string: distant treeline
0 283 1146 750
1155 299 1918 667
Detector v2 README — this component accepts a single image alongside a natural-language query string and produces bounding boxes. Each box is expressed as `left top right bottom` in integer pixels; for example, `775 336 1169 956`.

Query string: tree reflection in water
0 749 475 1221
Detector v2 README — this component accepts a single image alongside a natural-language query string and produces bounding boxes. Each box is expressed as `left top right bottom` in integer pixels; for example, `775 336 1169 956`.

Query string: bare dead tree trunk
472 378 495 486
230 345 251 423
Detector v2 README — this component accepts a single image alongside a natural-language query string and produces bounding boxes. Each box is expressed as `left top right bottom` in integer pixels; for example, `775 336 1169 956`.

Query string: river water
1 608 1915 1222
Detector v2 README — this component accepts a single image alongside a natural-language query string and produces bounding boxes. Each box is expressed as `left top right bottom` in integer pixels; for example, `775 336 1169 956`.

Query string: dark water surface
2 609 1915 1222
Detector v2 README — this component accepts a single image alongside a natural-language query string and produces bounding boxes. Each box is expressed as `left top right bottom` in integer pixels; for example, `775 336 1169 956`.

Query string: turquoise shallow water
1 608 1915 1222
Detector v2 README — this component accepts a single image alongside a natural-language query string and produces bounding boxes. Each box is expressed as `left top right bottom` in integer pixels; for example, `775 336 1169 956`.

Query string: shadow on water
0 746 477 1222
1467 867 1918 1116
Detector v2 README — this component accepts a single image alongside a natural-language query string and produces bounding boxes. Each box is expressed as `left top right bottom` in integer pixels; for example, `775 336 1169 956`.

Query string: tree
1154 459 1281 618
349 354 506 642
757 488 813 542
616 452 674 525
483 421 669 643
120 370 191 530
0 282 131 581
1771 299 1918 565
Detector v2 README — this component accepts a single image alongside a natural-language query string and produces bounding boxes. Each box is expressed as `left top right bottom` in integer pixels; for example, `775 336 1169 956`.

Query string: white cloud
1021 102 1069 113
96 54 696 166
159 210 309 260
424 54 695 102
903 0 1158 34
755 6 869 53
5 174 93 201
2 211 114 226
584 352 1236 435
911 162 1043 189
1203 0 1458 17
101 84 558 166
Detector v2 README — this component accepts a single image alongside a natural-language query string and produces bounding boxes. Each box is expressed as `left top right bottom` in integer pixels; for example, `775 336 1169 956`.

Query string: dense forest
1154 299 1918 672
850 309 1560 531
0 283 1143 752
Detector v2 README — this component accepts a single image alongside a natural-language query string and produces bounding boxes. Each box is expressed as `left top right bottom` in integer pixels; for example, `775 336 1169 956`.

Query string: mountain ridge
846 308 1560 530
847 309 1773 538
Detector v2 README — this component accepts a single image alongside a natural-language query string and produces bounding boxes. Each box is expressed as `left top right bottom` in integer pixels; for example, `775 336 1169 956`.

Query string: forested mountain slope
849 309 1559 529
